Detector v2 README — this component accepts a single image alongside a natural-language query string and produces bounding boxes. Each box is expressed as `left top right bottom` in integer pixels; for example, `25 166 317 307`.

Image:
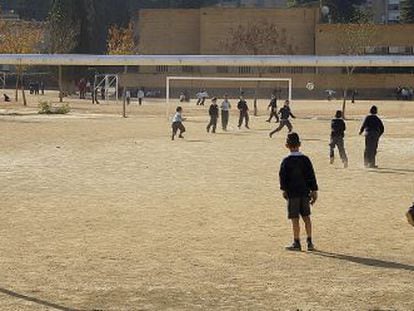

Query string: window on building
365 46 389 55
182 66 195 73
388 11 400 23
156 65 168 73
269 67 280 73
292 67 303 74
365 46 376 54
388 4 400 11
303 67 316 74
238 66 251 74
127 66 140 73
280 67 292 74
389 46 412 55
217 66 229 74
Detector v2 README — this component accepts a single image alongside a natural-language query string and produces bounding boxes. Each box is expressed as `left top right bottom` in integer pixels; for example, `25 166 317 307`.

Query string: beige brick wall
200 7 318 55
138 9 200 54
137 8 414 57
137 7 318 55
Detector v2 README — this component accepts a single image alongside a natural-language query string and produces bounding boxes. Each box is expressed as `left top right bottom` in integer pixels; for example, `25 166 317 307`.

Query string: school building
121 7 414 99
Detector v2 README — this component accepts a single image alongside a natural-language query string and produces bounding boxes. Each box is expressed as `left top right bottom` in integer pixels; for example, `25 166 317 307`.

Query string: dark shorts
172 121 185 133
287 197 311 219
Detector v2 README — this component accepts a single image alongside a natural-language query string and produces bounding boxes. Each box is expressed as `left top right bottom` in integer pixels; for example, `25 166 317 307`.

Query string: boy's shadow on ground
184 139 211 143
301 138 324 142
378 167 414 173
368 167 414 176
309 250 414 272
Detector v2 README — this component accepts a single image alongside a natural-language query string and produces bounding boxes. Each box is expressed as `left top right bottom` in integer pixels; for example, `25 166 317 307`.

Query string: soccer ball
306 82 315 91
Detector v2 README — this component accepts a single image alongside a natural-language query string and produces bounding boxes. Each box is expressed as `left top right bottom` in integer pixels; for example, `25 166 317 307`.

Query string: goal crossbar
166 76 292 118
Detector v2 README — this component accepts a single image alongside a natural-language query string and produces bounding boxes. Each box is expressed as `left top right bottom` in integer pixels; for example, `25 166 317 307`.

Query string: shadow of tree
0 287 83 311
309 250 414 272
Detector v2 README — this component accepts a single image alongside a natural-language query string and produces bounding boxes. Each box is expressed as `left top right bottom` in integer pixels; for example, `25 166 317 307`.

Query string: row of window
388 4 400 11
120 66 414 75
156 66 316 74
365 46 413 55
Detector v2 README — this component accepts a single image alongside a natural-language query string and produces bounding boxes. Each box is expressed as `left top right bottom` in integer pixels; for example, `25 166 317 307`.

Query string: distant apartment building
387 0 402 23
364 0 401 24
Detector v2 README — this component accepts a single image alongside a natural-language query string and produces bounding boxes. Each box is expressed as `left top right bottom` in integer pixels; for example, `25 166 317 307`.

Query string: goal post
166 76 292 118
0 72 5 91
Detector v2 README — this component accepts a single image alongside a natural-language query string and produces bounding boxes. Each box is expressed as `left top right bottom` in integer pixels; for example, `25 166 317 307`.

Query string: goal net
166 76 292 117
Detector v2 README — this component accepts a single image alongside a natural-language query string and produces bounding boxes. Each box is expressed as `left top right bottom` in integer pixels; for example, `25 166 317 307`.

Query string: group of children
171 98 413 245
171 94 246 139
172 96 385 171
173 95 298 139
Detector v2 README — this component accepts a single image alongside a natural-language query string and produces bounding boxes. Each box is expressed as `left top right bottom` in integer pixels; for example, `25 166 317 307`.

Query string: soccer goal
93 74 119 103
166 76 292 117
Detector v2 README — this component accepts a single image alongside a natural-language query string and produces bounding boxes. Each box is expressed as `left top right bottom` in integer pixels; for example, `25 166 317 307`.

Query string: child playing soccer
237 95 250 129
279 132 319 251
266 94 279 123
220 94 231 131
359 105 384 168
207 97 219 133
330 110 348 168
269 100 296 138
171 106 186 140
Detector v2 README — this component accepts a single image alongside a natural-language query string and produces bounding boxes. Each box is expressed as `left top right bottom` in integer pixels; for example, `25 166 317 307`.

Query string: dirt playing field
1 91 413 310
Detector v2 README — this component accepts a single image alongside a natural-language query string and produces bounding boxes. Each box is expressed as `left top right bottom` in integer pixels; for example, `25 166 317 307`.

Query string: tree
107 22 138 117
224 21 296 115
0 20 44 105
46 0 80 54
43 0 130 54
46 0 80 102
336 23 376 117
76 0 130 54
107 22 137 55
322 0 365 23
401 0 414 23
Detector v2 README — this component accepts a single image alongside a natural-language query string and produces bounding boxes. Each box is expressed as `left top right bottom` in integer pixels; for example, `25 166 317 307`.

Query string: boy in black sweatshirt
207 97 219 133
359 105 384 168
237 96 250 129
279 132 319 251
330 110 348 168
266 94 279 123
269 100 296 138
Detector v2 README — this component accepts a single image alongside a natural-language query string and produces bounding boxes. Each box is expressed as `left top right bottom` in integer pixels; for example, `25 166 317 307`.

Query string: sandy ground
0 91 414 310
